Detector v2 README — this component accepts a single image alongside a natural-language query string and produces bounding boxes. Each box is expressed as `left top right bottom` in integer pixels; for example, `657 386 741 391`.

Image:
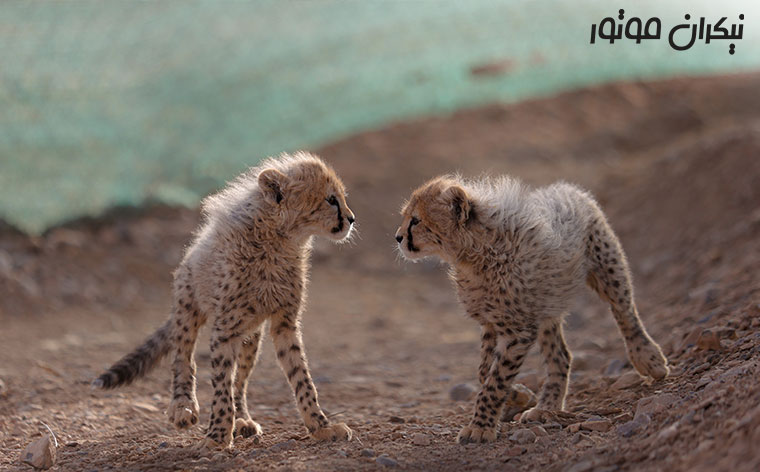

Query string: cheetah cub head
258 153 355 242
395 176 476 263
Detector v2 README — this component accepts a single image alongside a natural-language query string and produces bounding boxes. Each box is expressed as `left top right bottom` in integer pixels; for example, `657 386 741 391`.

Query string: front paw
519 407 554 423
234 418 263 441
457 423 497 444
629 343 670 380
167 398 199 429
310 422 352 441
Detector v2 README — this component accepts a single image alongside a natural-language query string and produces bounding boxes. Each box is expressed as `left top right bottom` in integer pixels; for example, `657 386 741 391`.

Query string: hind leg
167 272 206 429
233 329 264 440
520 318 571 422
586 219 669 380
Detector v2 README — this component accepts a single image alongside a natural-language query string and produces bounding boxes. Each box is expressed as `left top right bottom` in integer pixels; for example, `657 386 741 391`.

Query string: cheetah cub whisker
94 152 355 450
395 175 669 444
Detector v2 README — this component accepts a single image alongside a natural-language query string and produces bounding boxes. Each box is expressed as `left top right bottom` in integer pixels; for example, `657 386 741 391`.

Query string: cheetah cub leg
197 327 242 451
586 220 669 380
270 313 352 442
458 329 534 444
233 330 264 441
520 318 571 423
167 296 204 430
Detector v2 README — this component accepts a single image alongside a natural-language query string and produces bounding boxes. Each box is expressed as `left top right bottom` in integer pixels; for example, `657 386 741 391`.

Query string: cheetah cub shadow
395 175 669 444
94 152 356 450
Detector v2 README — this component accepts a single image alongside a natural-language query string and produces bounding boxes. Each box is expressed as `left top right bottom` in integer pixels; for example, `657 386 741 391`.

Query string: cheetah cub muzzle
94 152 355 450
395 175 669 444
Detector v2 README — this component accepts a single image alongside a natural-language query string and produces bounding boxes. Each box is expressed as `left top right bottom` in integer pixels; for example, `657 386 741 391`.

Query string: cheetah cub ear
258 168 289 204
444 185 472 226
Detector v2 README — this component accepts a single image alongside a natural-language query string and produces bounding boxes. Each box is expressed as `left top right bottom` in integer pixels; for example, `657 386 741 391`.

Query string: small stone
389 416 405 424
568 422 582 433
158 442 168 448
635 393 678 418
610 371 642 390
697 330 721 351
509 428 537 444
335 450 347 457
536 436 552 447
617 412 650 438
679 328 702 352
530 425 548 437
581 418 612 432
269 439 296 452
21 435 56 469
375 455 398 467
360 448 376 457
507 445 527 456
411 433 431 446
212 453 227 462
657 423 679 441
449 383 477 402
132 402 159 413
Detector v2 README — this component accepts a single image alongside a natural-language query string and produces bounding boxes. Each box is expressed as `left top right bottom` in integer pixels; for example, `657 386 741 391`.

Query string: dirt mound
1 72 759 471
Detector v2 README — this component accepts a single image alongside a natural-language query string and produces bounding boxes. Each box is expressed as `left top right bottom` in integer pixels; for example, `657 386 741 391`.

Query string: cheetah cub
395 175 669 444
95 152 355 449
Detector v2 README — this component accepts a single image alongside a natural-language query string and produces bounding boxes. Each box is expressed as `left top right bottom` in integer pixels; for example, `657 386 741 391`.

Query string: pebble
335 450 347 457
657 423 679 441
581 418 612 432
449 383 477 402
635 393 678 418
158 442 168 448
617 413 650 437
507 445 527 456
212 453 227 462
696 329 721 351
269 439 296 452
530 425 548 437
568 422 582 433
610 371 642 390
375 454 398 467
412 433 431 446
509 428 537 444
360 448 376 457
132 402 159 413
389 416 405 424
21 435 56 470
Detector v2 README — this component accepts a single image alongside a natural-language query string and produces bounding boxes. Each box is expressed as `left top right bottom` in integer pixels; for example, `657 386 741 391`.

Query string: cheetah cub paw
310 423 352 441
628 342 670 380
457 423 497 444
234 418 263 441
167 398 199 429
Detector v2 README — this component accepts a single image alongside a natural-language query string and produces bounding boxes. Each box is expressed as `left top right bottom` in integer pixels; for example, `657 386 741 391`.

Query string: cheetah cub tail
92 320 172 389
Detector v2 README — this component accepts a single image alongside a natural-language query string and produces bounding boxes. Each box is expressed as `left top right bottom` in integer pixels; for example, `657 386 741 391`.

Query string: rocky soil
1 72 759 471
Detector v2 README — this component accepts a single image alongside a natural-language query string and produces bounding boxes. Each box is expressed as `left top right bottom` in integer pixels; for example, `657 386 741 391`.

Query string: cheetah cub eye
326 195 338 206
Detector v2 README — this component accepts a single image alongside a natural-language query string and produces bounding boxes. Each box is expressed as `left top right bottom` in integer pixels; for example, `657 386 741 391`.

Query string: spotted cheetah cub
95 152 355 449
395 175 669 444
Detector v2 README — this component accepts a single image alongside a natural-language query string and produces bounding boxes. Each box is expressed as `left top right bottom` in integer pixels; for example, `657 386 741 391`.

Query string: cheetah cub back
395 175 669 444
95 152 355 450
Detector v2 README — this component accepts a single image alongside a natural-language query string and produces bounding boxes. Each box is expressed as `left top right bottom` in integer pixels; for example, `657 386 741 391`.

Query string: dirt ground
1 72 760 471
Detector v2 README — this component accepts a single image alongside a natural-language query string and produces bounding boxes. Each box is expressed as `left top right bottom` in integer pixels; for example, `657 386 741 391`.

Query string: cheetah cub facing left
395 175 669 444
95 152 355 449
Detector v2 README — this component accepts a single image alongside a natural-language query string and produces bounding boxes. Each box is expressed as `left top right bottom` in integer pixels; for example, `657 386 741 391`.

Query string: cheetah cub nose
347 215 355 224
395 235 403 243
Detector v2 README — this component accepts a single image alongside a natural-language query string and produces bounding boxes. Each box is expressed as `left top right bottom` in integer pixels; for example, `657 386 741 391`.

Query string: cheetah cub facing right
395 175 669 444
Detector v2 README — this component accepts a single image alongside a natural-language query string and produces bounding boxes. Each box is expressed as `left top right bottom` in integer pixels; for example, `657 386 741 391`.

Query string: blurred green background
1 0 757 234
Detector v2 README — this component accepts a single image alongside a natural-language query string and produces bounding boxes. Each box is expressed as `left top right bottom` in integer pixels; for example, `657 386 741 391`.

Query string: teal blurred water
1 0 757 233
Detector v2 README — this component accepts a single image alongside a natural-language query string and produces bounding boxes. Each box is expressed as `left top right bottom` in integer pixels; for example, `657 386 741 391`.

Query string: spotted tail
93 320 172 389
